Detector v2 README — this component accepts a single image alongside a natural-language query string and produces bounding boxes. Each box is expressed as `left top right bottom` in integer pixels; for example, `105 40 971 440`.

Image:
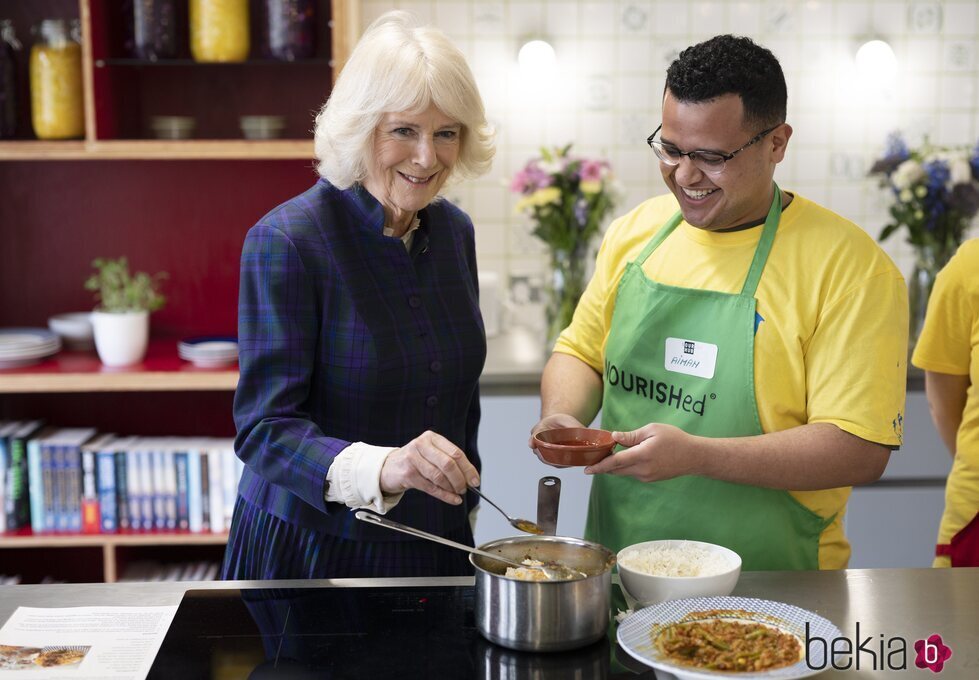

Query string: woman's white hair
314 11 495 189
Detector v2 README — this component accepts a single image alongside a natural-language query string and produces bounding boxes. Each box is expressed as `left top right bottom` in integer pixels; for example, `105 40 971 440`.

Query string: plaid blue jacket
233 179 486 542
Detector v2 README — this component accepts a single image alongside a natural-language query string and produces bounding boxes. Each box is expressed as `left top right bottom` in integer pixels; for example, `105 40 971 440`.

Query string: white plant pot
91 310 150 367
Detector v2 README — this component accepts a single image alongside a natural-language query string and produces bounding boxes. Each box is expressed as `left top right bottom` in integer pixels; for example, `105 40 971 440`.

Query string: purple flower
509 162 553 194
579 159 606 182
972 140 979 181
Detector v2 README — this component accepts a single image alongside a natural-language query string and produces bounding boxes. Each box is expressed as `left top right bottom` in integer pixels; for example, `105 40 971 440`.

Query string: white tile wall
361 0 979 320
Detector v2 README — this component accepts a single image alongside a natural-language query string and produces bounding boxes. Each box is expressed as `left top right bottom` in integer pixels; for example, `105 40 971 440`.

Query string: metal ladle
354 511 585 581
468 486 545 535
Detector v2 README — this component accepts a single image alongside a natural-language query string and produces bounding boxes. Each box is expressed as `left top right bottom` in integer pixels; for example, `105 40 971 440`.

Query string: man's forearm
695 422 891 489
540 352 604 424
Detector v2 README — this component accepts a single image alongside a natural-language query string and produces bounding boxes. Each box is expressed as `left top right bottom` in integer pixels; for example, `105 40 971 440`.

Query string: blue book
26 427 56 533
96 439 118 532
174 450 189 531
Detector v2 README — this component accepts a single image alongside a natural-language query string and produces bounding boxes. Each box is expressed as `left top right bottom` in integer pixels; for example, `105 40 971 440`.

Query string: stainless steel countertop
2 568 976 678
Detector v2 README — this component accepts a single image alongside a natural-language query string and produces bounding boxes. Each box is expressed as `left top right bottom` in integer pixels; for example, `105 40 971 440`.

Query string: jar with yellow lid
29 18 84 140
190 0 250 63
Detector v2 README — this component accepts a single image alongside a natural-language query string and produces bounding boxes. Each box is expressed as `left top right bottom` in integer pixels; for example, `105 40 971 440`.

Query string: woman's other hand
380 431 481 505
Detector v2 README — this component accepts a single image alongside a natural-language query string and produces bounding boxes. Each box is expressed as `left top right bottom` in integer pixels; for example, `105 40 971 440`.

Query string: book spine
199 450 210 533
67 443 83 532
80 448 100 534
207 448 224 533
8 436 31 530
115 450 130 531
138 450 153 531
27 438 45 533
163 450 178 531
97 449 117 532
174 451 189 531
127 450 142 532
41 442 56 532
186 449 202 533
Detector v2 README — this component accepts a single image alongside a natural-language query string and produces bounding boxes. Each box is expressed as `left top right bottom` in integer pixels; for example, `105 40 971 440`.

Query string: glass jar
29 18 84 140
260 0 316 61
190 0 249 63
0 19 22 139
126 0 178 61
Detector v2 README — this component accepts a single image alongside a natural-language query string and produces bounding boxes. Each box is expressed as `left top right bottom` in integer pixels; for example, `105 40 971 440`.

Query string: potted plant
84 257 167 366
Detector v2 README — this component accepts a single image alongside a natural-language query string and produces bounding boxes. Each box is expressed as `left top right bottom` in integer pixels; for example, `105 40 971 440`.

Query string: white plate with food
617 596 842 679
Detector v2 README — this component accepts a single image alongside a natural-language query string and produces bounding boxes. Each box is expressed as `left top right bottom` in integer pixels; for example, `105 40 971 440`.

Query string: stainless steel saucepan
471 535 616 652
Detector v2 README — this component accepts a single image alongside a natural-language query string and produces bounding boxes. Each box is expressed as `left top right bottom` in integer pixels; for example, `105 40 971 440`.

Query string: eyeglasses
646 123 781 175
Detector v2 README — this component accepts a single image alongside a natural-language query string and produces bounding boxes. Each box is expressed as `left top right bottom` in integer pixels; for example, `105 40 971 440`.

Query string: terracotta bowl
533 427 615 466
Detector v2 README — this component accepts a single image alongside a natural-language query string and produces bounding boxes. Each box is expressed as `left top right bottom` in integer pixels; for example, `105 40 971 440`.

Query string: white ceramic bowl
47 312 94 350
239 115 285 140
617 539 741 609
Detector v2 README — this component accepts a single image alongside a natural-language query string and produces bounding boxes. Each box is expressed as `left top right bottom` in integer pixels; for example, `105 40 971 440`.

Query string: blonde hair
314 11 495 188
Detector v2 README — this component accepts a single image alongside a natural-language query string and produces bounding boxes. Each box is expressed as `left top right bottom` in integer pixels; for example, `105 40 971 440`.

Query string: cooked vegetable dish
656 618 801 672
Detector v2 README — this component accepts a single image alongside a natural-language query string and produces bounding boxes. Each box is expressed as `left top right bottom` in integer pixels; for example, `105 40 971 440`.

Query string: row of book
0 421 243 535
117 560 221 582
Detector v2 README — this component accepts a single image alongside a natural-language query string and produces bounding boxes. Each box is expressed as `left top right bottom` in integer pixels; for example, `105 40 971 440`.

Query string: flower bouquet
869 133 979 346
511 145 619 349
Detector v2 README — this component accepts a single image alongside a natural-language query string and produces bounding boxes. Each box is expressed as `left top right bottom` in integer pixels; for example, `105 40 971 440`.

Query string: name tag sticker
664 337 717 379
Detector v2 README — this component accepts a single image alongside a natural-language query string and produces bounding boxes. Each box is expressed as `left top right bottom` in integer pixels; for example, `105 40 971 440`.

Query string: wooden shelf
0 139 314 160
0 531 228 549
0 339 238 393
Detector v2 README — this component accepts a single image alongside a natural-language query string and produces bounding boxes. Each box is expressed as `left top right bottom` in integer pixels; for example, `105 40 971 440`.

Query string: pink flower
914 634 953 673
510 162 552 194
579 159 607 182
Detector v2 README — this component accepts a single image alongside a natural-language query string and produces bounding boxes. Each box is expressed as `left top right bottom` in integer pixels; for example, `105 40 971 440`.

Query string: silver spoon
354 511 583 581
468 486 545 535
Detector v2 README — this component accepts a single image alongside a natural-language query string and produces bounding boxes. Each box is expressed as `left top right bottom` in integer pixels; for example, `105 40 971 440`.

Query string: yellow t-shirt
911 238 979 568
556 192 909 569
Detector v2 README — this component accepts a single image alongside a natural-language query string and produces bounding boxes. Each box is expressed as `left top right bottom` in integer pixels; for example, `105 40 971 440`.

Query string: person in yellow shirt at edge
530 34 909 608
912 238 979 568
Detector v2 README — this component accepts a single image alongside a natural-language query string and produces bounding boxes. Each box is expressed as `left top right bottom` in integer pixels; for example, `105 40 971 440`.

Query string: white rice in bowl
619 542 733 577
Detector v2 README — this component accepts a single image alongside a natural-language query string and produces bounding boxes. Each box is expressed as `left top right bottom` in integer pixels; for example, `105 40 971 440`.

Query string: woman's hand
529 414 587 467
584 423 700 481
380 430 480 505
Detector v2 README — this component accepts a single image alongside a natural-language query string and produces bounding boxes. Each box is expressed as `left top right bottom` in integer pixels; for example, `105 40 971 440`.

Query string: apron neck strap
740 183 781 297
635 183 782 298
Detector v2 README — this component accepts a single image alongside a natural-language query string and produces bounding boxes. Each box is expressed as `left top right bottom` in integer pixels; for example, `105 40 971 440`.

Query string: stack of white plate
177 336 238 368
0 328 62 369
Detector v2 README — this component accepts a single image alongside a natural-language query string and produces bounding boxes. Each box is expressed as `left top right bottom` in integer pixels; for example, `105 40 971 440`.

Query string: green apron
586 186 830 610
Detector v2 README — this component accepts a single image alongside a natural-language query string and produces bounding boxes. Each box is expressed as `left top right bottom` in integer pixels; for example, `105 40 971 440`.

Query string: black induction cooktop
147 585 652 680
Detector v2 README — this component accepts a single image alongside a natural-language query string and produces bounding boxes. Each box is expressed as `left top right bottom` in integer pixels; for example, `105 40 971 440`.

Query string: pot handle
354 511 527 570
536 476 560 535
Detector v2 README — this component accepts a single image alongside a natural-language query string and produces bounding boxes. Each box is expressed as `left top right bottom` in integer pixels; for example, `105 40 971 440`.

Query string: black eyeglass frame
646 123 782 173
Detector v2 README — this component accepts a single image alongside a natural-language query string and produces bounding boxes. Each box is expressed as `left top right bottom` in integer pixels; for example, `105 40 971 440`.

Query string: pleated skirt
220 496 476 580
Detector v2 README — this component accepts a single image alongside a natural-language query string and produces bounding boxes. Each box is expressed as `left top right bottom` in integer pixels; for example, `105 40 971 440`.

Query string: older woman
222 11 495 580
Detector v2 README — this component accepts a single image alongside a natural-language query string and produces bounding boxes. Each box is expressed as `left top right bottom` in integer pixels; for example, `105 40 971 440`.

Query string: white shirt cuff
325 442 405 513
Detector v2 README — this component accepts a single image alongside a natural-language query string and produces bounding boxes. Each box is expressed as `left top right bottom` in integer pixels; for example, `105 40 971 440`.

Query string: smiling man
531 35 909 588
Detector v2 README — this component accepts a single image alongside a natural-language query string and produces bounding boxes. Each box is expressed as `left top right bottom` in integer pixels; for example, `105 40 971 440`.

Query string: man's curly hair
665 35 786 129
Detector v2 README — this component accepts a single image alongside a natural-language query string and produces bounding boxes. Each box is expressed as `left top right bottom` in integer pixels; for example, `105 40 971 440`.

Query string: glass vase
908 243 954 355
544 241 589 352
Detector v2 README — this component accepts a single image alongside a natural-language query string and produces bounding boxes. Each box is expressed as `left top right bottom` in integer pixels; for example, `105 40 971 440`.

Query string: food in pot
620 543 732 577
655 616 801 672
505 558 549 581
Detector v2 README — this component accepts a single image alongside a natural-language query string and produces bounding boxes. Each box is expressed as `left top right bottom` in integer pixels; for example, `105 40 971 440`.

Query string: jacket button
426 395 439 407
408 295 422 308
430 360 442 372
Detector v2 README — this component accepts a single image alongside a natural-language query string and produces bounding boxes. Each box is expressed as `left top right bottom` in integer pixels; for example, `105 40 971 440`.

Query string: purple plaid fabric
230 179 486 552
